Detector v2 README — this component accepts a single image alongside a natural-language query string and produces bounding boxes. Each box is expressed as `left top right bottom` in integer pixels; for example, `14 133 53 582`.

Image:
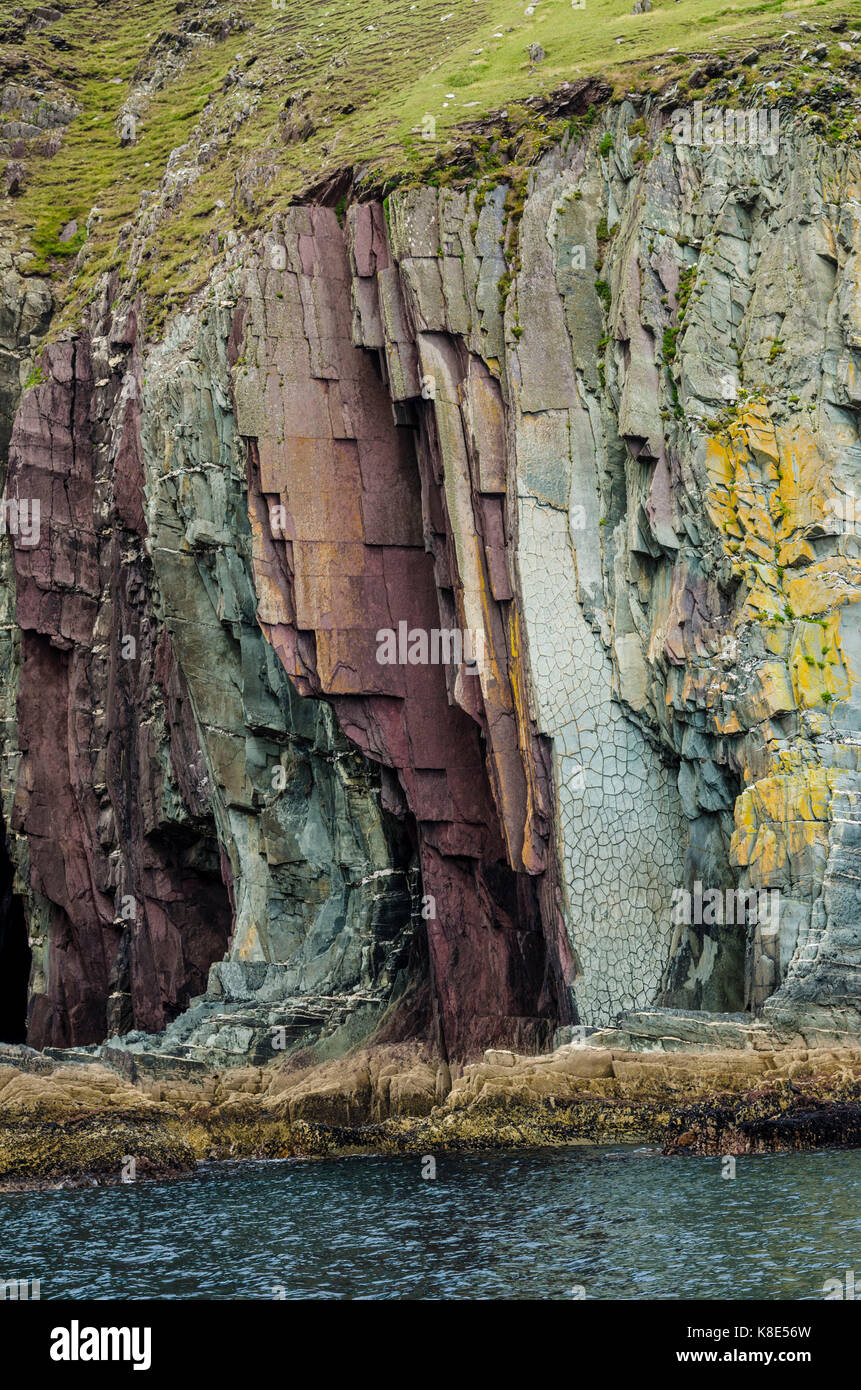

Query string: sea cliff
0 0 860 1178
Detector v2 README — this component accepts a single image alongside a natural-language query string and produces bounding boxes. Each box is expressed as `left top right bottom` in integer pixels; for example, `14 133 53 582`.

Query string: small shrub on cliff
677 266 696 317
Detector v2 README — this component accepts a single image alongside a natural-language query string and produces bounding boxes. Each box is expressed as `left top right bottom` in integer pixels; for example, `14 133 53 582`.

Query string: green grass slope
1 0 858 328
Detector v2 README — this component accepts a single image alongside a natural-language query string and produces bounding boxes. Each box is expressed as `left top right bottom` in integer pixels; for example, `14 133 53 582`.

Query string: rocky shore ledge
3 1034 861 1189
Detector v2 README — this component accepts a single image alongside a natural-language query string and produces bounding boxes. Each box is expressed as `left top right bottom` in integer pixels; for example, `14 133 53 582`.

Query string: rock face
0 236 52 1043
581 112 861 1039
5 1039 861 1187
1 332 233 1046
138 293 424 1058
0 99 859 1060
232 207 570 1058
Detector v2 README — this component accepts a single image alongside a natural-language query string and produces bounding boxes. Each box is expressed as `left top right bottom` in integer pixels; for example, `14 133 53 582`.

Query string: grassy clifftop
2 0 858 329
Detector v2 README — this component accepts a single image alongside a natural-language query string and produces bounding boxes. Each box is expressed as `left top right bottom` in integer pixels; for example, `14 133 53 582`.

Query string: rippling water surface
2 1148 859 1299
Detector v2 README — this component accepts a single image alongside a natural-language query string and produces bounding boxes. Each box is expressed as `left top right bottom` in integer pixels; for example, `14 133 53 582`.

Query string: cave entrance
0 825 30 1044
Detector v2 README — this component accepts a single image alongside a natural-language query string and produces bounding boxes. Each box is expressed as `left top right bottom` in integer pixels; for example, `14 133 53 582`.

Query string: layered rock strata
1 331 233 1046
233 206 570 1058
4 1037 861 1188
0 103 859 1062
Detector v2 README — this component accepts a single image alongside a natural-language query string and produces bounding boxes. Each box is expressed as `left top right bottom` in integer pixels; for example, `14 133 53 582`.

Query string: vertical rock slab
0 236 53 1043
510 161 688 1024
140 289 419 1048
234 209 563 1058
538 114 861 1033
4 329 232 1046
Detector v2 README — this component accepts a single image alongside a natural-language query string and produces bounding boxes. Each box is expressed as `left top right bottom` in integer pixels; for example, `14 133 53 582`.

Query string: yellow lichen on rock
731 768 834 887
706 408 860 680
789 614 851 709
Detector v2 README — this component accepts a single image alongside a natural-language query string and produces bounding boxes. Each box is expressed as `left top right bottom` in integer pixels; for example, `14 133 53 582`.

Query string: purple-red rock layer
233 209 572 1058
6 332 232 1047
